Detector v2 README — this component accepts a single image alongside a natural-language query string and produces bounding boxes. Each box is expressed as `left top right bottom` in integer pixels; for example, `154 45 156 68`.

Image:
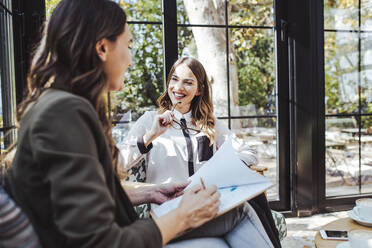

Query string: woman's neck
175 104 191 114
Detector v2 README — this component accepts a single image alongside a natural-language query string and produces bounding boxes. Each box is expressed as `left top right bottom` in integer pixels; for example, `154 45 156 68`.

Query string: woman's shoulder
36 89 95 115
40 89 93 109
143 110 158 117
134 110 157 124
23 89 98 127
214 118 228 129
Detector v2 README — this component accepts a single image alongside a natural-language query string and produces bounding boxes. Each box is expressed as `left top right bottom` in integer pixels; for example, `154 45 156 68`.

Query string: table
341 128 368 137
314 217 372 248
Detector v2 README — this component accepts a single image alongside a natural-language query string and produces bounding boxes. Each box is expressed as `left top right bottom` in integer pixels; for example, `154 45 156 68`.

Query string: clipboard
151 137 273 218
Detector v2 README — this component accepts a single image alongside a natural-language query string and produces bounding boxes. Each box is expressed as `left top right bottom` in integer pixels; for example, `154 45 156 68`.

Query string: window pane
0 0 16 149
177 0 226 25
325 31 359 114
229 27 277 200
324 0 359 30
178 26 228 117
326 116 360 197
231 28 275 117
361 32 372 114
119 0 162 22
110 24 163 124
361 115 372 193
361 0 372 31
229 0 274 27
231 117 278 200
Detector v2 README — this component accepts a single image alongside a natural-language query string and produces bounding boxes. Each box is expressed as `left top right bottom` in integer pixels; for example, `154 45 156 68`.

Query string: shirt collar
173 108 192 123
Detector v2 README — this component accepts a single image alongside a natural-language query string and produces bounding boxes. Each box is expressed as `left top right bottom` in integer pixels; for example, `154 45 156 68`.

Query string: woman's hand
122 181 190 206
176 184 220 229
153 184 220 245
151 181 190 205
143 111 174 147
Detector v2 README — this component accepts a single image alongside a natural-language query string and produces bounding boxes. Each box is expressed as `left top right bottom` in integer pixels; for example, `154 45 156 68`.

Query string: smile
173 92 186 100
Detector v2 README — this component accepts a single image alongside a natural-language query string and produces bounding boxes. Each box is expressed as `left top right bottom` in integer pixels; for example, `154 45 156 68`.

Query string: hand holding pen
176 177 220 229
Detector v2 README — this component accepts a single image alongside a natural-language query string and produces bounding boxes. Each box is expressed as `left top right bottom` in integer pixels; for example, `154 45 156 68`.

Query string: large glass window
177 0 278 200
324 0 372 197
45 0 284 204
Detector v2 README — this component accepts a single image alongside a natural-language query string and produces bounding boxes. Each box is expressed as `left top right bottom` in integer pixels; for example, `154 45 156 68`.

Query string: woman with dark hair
119 57 280 247
5 1 222 247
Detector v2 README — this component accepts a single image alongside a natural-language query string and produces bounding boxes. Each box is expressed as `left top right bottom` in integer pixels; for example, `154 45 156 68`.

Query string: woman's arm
118 110 176 170
32 97 163 248
142 110 174 146
154 184 221 245
122 181 189 205
122 183 221 245
117 111 155 170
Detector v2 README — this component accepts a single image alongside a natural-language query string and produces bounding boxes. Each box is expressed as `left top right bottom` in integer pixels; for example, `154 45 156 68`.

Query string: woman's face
102 23 133 91
167 63 200 114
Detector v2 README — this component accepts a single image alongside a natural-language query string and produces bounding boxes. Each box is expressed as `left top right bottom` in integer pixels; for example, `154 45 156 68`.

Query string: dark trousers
249 193 282 248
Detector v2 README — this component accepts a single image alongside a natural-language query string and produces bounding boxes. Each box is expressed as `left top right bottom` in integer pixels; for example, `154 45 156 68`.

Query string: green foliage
110 1 164 121
324 0 372 127
230 1 276 119
233 28 275 114
45 0 60 18
230 0 274 26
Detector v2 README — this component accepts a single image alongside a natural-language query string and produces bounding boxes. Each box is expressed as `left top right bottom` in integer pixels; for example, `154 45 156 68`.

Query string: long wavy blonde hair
158 57 216 144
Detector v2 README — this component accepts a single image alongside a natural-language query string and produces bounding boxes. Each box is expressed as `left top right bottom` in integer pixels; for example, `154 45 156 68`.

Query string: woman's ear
96 39 108 61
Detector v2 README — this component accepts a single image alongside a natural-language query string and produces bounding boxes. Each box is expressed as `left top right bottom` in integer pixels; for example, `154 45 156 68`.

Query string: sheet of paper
217 182 272 215
186 137 271 189
152 137 273 218
152 182 272 218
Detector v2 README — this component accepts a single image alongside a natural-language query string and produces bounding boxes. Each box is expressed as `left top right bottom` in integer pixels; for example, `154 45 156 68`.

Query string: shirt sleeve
117 111 156 171
31 99 162 248
214 119 259 166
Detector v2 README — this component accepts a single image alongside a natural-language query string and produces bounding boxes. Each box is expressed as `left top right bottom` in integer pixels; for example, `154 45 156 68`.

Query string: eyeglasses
171 103 201 135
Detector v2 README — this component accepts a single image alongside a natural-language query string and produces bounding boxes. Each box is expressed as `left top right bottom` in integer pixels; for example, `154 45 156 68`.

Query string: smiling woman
118 57 281 247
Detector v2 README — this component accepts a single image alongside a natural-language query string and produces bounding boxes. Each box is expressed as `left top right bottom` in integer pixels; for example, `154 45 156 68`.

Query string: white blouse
118 109 258 186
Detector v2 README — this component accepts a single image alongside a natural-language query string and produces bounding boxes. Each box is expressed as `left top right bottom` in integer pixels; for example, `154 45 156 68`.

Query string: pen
200 177 206 190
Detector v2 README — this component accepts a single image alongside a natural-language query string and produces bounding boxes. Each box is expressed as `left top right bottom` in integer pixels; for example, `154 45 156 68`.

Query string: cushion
125 158 150 218
271 210 287 241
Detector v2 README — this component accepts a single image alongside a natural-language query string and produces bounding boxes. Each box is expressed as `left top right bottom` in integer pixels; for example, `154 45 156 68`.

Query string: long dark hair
158 57 216 144
17 0 127 177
